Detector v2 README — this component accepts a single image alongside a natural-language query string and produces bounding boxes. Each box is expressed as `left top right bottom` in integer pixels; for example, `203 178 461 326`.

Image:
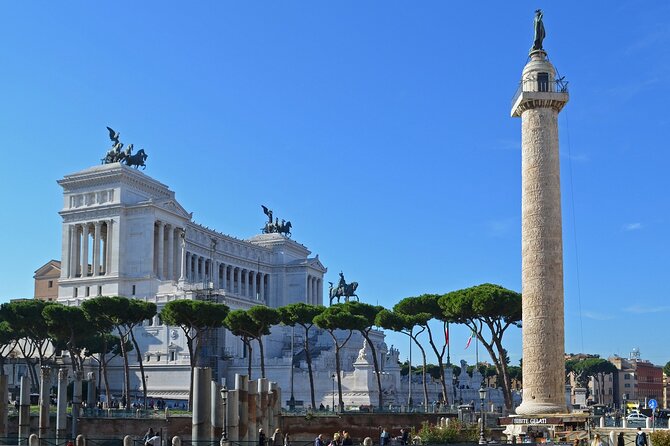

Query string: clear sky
1 2 669 368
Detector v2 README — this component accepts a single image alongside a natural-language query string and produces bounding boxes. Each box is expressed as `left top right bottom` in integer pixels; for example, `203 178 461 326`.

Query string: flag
445 326 449 345
465 331 476 349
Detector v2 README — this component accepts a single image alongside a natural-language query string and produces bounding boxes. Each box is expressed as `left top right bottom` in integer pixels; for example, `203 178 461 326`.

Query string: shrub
417 420 479 444
650 430 670 446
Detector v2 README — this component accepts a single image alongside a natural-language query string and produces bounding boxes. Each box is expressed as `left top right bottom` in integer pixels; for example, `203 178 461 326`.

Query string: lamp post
331 373 336 412
478 385 486 445
220 385 228 442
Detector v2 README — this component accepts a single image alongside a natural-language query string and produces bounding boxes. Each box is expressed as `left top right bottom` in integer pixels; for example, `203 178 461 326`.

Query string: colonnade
183 253 270 301
153 221 183 281
307 275 323 304
65 221 112 278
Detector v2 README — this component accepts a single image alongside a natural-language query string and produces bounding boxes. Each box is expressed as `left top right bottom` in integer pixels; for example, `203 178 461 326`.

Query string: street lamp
220 385 228 442
478 385 487 445
331 373 336 412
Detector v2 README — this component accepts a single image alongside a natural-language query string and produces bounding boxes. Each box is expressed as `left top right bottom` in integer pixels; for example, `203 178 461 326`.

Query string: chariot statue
101 127 148 169
261 205 292 236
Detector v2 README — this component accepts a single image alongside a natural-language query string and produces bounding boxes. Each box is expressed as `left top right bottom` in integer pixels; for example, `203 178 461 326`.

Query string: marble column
251 271 257 299
56 369 67 441
259 274 265 303
18 376 30 445
227 389 239 441
512 48 569 415
236 375 248 442
179 234 187 282
258 379 269 438
211 382 222 440
0 374 7 436
167 225 175 281
233 268 239 294
80 224 89 277
86 372 96 408
157 222 165 279
39 367 50 438
71 371 82 439
247 380 257 444
192 367 212 442
70 225 79 277
93 222 101 276
105 220 113 275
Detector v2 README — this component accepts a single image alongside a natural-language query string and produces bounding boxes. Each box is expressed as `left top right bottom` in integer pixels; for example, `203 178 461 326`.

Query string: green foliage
651 430 670 446
277 303 323 328
439 283 521 325
663 361 670 378
417 420 479 444
161 299 227 332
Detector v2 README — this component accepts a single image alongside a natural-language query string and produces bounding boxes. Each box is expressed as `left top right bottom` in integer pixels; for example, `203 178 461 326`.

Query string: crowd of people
253 427 412 446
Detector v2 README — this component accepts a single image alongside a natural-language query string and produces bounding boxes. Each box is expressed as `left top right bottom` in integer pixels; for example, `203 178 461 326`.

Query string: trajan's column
511 10 569 415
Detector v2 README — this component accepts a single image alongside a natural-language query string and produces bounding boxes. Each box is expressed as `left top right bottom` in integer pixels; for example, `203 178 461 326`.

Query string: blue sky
0 2 669 368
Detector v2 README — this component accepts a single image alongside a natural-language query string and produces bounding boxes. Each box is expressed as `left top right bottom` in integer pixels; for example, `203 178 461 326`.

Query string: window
146 354 150 362
624 374 630 380
538 72 549 92
74 288 78 298
132 285 136 296
625 383 631 388
97 286 102 296
170 351 176 362
48 280 53 288
156 354 161 362
85 286 90 297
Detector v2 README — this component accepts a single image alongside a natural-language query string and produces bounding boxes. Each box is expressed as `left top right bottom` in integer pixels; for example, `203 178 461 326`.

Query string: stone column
227 389 239 441
236 375 248 442
265 275 272 305
179 234 187 282
317 279 323 304
247 380 258 444
64 225 73 278
56 369 67 441
157 222 165 279
258 379 269 437
101 221 108 274
18 375 30 445
93 222 101 276
233 268 239 294
0 374 7 436
185 252 191 281
259 274 265 303
67 225 77 277
70 225 79 277
211 381 222 440
87 372 96 408
38 367 50 438
80 224 89 276
512 49 569 416
268 382 280 437
105 219 114 275
71 371 82 439
167 225 175 281
192 367 212 442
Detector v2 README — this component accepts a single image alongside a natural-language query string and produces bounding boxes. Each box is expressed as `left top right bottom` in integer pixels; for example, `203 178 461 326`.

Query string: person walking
342 432 353 446
635 428 647 446
315 434 326 446
592 434 603 446
380 428 391 446
284 433 291 446
272 429 282 446
617 432 625 446
259 429 267 446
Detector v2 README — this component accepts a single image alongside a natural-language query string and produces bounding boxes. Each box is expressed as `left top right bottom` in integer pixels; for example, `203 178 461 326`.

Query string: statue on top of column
261 205 292 237
531 9 546 52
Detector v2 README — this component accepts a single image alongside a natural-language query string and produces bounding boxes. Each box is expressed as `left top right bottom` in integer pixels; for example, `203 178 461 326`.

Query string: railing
511 77 569 108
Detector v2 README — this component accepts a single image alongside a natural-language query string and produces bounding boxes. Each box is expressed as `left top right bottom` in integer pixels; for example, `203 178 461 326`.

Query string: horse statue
124 149 148 169
328 280 359 305
278 220 292 237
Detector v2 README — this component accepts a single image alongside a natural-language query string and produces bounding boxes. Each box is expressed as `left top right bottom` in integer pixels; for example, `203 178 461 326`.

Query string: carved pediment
156 199 192 219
